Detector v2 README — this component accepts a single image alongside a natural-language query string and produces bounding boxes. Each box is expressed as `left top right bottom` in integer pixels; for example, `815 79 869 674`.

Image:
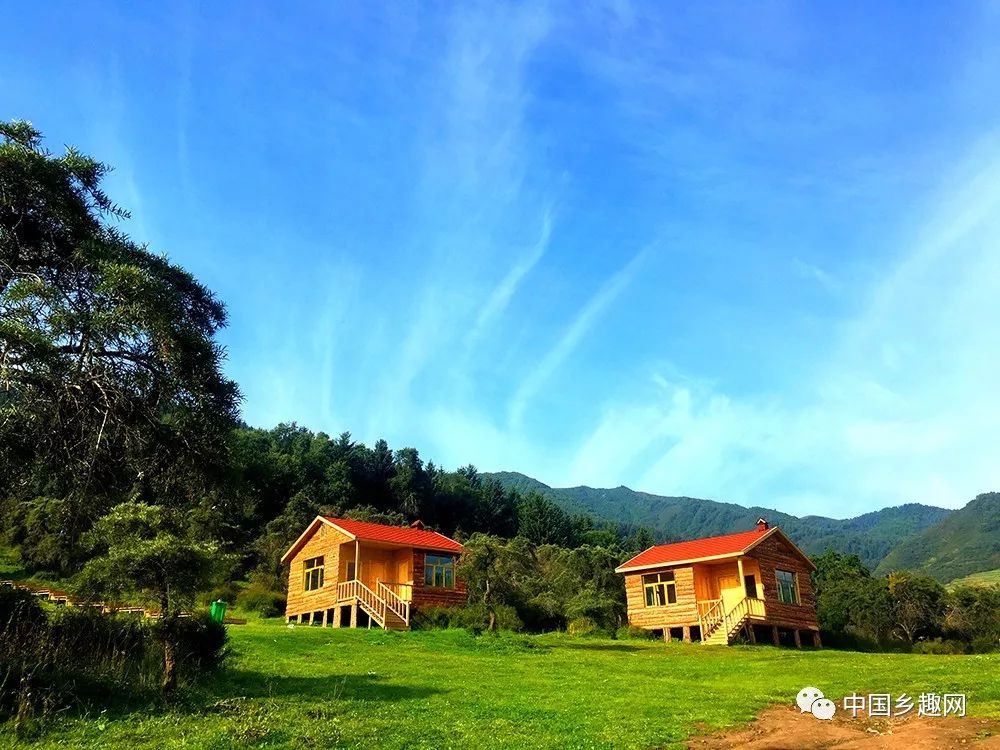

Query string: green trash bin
210 599 228 624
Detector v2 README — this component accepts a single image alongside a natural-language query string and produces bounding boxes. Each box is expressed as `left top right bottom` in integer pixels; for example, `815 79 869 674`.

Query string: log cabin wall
410 549 468 610
285 524 352 618
746 535 819 629
624 565 698 629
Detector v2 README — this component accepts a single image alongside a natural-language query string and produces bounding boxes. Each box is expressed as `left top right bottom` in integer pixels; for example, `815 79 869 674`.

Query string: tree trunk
162 633 177 698
160 591 177 699
488 607 497 632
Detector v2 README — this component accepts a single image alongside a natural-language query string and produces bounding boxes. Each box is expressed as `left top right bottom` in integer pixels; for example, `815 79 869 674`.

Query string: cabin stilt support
682 626 691 643
812 631 822 648
350 604 358 628
772 625 780 646
793 629 802 649
663 628 671 643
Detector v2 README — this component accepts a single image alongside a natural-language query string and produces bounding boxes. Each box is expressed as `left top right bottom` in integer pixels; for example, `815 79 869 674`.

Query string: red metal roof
324 517 463 553
616 528 772 572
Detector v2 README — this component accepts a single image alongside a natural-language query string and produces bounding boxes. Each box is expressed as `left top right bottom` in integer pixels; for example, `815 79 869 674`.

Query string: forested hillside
487 472 953 572
875 492 1000 581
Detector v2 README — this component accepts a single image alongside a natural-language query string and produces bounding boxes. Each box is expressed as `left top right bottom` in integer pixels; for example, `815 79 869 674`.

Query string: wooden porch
692 556 768 645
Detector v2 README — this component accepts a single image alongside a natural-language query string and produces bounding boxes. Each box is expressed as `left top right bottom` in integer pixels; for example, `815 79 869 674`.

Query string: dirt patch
689 704 1000 749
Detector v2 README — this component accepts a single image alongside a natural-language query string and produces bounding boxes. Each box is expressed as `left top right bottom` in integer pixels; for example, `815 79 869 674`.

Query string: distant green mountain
486 471 953 572
875 492 1000 582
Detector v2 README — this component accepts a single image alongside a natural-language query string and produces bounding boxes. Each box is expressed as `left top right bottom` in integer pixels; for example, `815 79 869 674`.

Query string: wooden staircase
700 596 765 646
336 580 410 631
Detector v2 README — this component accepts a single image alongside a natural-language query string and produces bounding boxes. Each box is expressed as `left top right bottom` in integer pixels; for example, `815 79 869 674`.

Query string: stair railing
377 581 410 624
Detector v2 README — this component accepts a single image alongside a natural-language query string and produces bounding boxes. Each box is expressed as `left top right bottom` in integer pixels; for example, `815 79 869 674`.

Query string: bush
1 594 163 726
461 603 523 634
410 605 460 630
153 612 229 675
235 585 286 618
432 603 523 634
912 638 970 655
0 587 46 632
615 625 654 641
567 617 602 636
1 593 227 727
202 581 243 607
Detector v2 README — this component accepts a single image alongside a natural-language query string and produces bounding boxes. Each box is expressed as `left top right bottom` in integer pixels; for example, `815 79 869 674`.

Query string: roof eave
280 516 352 564
744 527 816 570
615 550 745 574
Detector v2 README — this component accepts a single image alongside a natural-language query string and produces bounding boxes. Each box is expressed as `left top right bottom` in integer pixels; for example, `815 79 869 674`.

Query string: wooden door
718 574 742 612
366 559 387 589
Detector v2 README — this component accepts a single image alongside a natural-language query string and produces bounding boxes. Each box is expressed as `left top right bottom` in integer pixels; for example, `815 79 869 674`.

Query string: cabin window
303 556 325 591
424 554 455 588
776 569 799 604
642 571 677 606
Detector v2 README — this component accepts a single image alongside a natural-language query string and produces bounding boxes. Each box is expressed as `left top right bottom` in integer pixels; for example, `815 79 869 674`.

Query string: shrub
442 603 523 634
1 595 226 727
567 617 601 636
153 612 229 676
0 587 46 632
410 605 460 630
1 595 163 726
203 581 243 607
236 586 286 618
615 625 654 641
912 638 970 655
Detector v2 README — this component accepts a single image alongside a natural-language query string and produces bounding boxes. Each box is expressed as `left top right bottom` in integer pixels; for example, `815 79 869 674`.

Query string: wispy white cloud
793 258 839 293
560 136 1000 515
508 246 650 428
465 207 554 352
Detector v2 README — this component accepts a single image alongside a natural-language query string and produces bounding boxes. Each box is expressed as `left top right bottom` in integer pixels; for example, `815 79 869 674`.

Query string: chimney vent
410 519 425 530
756 517 769 532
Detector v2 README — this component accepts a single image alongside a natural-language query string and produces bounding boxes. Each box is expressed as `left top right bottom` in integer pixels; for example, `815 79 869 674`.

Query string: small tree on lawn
888 571 945 644
77 500 229 697
457 534 531 631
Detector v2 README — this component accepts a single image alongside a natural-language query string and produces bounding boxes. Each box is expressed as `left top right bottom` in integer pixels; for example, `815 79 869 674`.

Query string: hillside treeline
812 551 1000 653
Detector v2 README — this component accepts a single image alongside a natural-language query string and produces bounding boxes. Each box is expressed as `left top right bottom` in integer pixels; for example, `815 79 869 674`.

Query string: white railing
377 581 410 625
337 580 386 627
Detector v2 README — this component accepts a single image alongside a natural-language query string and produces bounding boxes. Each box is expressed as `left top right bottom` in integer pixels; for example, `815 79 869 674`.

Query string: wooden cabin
281 516 466 630
615 518 820 647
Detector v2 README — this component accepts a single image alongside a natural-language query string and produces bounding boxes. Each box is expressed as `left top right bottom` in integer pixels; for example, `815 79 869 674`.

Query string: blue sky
4 2 1000 517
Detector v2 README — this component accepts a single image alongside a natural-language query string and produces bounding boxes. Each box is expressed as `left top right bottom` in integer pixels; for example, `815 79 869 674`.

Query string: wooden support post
747 625 756 644
793 629 802 648
772 625 780 645
812 631 822 648
322 609 328 627
663 628 671 643
350 604 358 628
682 626 691 643
736 557 745 592
333 606 342 628
354 540 360 581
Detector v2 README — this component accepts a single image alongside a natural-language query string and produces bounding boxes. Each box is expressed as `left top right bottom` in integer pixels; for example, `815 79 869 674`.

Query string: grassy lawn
5 618 999 749
948 569 1000 589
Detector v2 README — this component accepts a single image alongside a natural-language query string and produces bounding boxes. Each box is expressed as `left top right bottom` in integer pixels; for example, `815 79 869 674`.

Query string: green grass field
5 618 999 749
948 569 1000 589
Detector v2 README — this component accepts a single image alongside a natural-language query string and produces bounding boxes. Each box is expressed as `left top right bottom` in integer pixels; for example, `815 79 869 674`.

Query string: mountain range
486 473 999 581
